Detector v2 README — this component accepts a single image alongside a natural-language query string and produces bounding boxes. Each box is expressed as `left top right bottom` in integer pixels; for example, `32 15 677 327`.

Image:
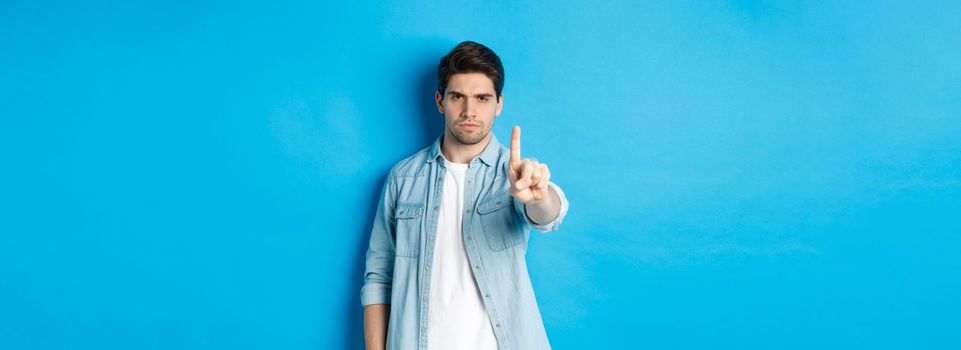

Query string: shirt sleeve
360 171 397 306
518 181 570 233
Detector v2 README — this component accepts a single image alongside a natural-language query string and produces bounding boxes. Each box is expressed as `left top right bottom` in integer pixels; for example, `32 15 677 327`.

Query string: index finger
510 125 521 167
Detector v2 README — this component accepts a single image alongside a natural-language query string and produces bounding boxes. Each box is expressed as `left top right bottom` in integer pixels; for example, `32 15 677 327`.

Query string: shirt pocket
394 202 424 258
477 192 525 251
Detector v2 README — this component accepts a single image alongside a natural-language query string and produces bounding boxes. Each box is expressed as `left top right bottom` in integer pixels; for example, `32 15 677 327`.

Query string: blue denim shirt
361 132 570 350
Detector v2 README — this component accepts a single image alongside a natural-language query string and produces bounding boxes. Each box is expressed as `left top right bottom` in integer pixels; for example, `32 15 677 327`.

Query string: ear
435 91 444 113
495 94 504 116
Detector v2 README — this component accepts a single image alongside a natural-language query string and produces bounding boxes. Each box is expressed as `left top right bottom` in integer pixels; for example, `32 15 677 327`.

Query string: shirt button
485 293 490 298
496 323 501 328
474 265 479 269
466 236 471 240
434 206 440 211
466 209 472 213
425 266 430 271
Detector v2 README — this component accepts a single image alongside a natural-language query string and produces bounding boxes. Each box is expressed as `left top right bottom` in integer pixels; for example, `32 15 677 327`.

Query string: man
361 41 570 350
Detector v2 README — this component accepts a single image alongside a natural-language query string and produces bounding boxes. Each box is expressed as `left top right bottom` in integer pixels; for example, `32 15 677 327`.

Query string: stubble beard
449 123 489 145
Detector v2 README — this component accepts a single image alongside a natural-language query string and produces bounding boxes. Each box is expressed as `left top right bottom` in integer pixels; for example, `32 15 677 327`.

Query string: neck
440 129 490 164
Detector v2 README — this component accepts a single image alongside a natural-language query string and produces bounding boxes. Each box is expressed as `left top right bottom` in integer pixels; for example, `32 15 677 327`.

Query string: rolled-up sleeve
517 181 569 233
360 171 396 306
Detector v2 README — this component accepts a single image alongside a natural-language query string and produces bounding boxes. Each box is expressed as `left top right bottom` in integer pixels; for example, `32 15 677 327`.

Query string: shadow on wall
341 38 455 349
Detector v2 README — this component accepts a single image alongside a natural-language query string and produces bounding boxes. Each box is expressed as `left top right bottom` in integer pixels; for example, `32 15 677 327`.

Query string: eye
450 94 462 100
478 96 489 102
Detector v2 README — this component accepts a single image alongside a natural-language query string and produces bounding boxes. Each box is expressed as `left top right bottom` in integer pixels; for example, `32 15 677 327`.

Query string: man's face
435 72 503 146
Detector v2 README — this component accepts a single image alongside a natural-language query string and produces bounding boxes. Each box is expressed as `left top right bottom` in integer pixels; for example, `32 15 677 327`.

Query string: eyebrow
447 91 495 98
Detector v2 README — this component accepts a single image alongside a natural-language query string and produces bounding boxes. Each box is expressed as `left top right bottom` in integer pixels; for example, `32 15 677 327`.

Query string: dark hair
437 41 505 98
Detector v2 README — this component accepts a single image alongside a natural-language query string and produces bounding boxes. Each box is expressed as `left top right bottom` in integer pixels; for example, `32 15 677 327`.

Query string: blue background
2 1 960 349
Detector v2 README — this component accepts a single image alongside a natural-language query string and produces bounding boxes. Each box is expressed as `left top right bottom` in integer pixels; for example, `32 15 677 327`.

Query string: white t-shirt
426 160 498 350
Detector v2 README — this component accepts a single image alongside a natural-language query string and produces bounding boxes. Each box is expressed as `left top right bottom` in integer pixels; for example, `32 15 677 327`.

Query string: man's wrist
526 182 555 207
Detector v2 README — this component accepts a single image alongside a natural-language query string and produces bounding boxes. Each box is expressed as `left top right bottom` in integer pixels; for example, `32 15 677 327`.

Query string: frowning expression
435 72 504 145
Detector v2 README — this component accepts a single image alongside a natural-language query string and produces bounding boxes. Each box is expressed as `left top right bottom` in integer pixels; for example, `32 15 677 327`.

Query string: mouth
459 123 480 130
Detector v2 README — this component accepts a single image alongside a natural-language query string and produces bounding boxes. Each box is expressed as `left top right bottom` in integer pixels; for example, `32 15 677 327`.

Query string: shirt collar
427 132 500 167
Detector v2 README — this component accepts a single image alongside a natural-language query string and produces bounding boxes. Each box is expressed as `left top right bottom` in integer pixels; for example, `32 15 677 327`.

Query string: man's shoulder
387 145 432 178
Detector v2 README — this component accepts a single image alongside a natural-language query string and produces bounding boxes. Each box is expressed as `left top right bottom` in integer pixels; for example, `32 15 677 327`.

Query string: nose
461 99 476 119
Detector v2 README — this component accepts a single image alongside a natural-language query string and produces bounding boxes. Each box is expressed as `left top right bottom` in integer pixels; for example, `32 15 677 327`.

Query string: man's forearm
525 184 560 225
364 304 390 350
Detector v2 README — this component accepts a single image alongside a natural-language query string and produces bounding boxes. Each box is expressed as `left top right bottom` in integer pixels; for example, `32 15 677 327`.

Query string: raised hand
508 125 552 203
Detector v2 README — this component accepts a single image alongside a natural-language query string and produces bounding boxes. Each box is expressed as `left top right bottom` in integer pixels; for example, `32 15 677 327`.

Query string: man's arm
364 304 390 350
507 125 570 232
522 181 569 232
525 183 561 225
361 170 397 348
